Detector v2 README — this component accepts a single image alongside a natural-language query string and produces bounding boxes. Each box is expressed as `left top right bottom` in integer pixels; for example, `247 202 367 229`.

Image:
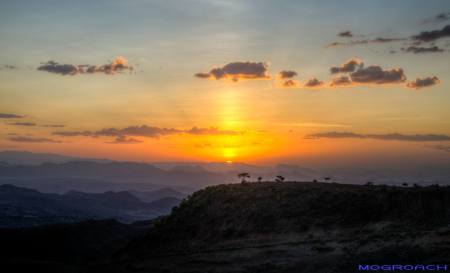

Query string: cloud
105 135 143 144
195 61 269 81
350 66 406 84
8 136 62 143
431 144 450 153
338 31 353 38
407 76 440 89
38 61 81 75
282 79 300 88
306 131 450 142
401 46 444 53
0 113 24 119
278 70 297 79
330 76 352 86
53 125 241 139
37 56 133 76
3 65 17 70
304 78 324 88
85 56 133 75
194 72 211 78
7 122 36 126
327 37 405 48
330 59 363 74
185 127 241 135
412 24 450 43
423 13 450 24
42 124 65 128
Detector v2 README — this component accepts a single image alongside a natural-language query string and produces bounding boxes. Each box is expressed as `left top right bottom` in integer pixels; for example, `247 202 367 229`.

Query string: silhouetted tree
238 173 250 183
324 177 331 182
413 183 421 188
402 182 409 187
275 175 285 182
313 179 318 183
257 176 263 182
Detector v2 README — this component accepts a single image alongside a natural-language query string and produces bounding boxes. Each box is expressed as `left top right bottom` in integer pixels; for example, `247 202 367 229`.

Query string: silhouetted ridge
127 182 450 256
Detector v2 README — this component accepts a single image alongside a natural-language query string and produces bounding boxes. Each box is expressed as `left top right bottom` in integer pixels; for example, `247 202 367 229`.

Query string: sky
0 0 449 168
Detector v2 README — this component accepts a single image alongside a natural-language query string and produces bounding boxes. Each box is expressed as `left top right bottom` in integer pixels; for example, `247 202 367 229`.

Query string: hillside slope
115 182 450 273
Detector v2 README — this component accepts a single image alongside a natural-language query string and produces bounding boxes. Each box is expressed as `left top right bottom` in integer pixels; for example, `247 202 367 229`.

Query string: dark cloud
195 61 269 81
338 31 353 38
327 37 405 48
278 70 297 79
306 132 450 142
194 72 211 78
304 78 324 88
330 76 352 86
0 113 24 119
412 24 450 43
282 79 299 88
401 46 444 53
38 61 81 75
105 135 143 144
330 59 363 74
7 122 36 127
37 56 133 76
8 136 61 143
350 66 406 84
53 125 240 139
407 76 440 89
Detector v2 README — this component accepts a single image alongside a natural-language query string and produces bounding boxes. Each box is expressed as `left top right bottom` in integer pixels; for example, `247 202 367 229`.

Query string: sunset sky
1 0 449 167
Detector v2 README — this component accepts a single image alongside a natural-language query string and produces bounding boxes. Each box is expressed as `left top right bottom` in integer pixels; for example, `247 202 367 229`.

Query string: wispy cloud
401 46 444 54
8 136 62 143
0 113 24 119
327 37 406 48
105 135 143 144
7 122 36 127
306 132 450 142
42 124 65 128
430 144 450 153
53 125 241 140
422 12 450 24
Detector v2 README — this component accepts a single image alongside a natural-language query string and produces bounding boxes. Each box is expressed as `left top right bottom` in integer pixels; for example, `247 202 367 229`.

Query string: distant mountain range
0 150 111 165
0 184 182 228
0 151 449 194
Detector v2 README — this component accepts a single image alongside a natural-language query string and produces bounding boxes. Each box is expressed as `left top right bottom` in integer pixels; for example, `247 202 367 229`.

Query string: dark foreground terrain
1 182 450 273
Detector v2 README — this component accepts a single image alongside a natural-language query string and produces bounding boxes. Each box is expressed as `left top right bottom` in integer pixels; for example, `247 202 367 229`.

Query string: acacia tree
257 176 263 182
275 175 285 182
238 173 250 183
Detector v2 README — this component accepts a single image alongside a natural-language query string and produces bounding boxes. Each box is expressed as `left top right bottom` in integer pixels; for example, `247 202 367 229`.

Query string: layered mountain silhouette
0 184 181 228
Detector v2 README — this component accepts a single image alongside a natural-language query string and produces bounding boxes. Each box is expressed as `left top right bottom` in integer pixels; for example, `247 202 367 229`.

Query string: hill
1 182 449 273
115 182 450 273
